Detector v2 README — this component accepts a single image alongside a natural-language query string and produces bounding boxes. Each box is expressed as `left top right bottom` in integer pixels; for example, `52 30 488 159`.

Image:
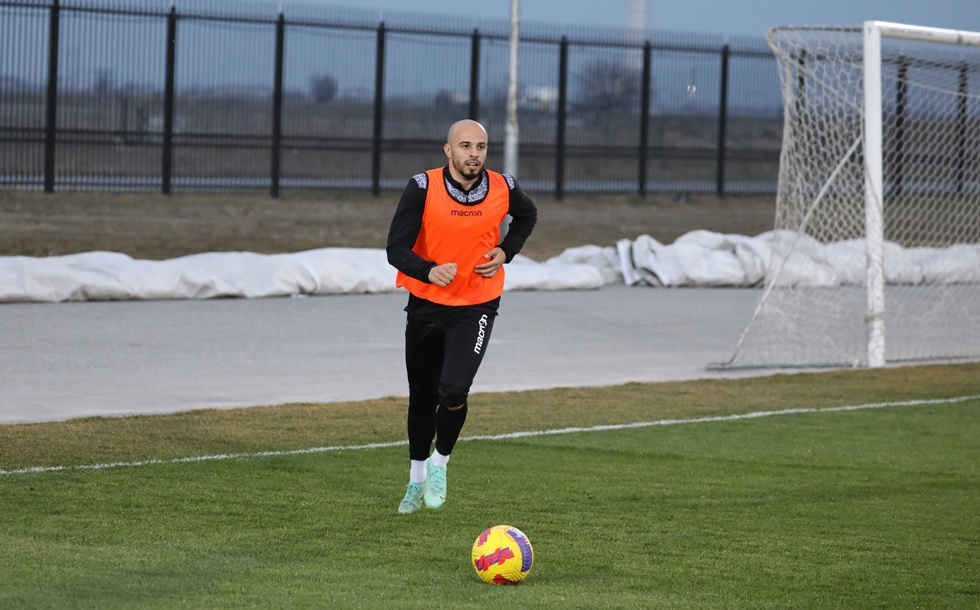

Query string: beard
452 155 482 180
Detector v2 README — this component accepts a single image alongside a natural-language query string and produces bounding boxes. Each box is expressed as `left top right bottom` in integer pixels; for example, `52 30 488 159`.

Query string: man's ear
443 143 451 158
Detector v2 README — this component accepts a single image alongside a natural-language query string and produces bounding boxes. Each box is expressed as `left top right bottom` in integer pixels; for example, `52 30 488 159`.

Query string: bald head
444 120 489 187
447 119 488 145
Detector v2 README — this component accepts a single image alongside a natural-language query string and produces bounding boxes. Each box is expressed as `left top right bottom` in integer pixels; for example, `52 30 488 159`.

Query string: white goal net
721 22 980 368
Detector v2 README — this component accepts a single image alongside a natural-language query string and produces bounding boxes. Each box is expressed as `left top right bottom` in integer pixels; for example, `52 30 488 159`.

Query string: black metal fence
0 0 784 197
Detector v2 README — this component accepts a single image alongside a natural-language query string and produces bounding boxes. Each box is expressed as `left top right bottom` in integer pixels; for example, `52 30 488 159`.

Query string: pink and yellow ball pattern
471 525 534 585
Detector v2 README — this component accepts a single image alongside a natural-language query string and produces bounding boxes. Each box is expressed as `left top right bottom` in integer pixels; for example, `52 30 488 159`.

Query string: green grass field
2 364 978 609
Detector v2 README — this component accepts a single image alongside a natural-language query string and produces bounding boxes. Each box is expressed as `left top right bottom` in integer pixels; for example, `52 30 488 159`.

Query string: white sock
430 450 450 468
410 459 427 484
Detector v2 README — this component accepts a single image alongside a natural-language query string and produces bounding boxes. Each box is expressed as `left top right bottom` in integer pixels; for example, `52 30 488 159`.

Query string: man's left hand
474 247 506 278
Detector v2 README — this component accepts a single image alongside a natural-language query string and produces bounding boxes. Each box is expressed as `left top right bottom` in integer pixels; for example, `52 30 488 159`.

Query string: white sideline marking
2 394 978 477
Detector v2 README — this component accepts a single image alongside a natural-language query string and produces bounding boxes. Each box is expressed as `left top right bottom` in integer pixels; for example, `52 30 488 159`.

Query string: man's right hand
428 262 457 286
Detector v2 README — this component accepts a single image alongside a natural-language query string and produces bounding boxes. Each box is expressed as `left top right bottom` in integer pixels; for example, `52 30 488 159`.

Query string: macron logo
473 314 489 354
451 209 482 217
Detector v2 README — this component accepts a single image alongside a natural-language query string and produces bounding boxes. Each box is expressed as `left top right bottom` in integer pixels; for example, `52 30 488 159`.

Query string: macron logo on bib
451 209 483 217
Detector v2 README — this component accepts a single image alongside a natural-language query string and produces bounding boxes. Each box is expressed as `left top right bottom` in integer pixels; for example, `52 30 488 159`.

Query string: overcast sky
278 0 980 39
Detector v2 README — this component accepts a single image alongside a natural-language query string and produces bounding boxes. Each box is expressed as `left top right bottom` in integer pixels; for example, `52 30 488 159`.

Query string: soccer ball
471 525 534 585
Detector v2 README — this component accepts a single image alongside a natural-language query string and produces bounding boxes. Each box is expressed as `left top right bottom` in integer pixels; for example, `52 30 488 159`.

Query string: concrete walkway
1 286 768 424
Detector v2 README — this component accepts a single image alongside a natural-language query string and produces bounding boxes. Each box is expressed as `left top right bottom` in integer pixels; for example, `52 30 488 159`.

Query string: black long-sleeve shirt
386 166 537 320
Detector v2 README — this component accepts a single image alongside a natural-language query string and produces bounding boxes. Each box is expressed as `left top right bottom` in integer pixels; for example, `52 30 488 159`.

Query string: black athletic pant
405 310 495 461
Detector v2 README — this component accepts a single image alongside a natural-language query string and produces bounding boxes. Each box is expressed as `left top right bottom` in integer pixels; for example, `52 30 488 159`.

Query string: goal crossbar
871 21 980 48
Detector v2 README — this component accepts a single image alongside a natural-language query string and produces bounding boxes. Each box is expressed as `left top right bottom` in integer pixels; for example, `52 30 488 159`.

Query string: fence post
555 36 568 200
271 11 285 198
795 49 807 116
957 63 968 194
469 28 480 120
894 56 907 198
162 6 177 195
638 40 651 197
43 0 61 193
371 21 386 197
715 43 729 196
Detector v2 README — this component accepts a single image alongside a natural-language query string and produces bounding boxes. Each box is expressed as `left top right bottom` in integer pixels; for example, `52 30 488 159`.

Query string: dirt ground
0 189 776 261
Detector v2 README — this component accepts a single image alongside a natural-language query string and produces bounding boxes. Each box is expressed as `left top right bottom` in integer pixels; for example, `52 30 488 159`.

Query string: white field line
3 394 978 477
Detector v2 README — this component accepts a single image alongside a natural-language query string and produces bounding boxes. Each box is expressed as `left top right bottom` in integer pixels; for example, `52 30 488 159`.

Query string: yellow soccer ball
471 525 534 585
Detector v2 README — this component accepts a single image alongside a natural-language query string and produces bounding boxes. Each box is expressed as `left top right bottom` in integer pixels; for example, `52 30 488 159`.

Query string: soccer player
386 119 537 514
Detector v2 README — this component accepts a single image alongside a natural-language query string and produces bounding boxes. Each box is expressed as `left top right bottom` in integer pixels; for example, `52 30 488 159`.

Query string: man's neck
446 166 481 192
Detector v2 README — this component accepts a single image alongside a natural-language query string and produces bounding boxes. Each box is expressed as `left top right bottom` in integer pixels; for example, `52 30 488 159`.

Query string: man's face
445 123 488 183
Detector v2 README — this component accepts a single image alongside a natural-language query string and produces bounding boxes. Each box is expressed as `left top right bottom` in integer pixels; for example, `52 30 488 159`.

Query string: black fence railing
0 0 784 198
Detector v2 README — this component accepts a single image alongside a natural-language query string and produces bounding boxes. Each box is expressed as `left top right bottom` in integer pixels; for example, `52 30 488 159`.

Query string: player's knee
439 387 468 411
407 398 438 415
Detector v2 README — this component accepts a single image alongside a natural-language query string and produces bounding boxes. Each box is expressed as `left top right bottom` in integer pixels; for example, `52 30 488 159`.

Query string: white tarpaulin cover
1 231 978 303
0 248 604 303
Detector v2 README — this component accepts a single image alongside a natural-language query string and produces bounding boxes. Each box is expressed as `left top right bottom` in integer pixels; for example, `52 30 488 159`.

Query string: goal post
718 21 980 369
864 21 886 368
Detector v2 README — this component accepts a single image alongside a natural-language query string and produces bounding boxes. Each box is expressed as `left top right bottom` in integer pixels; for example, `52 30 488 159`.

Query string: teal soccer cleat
398 481 424 514
423 459 447 509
